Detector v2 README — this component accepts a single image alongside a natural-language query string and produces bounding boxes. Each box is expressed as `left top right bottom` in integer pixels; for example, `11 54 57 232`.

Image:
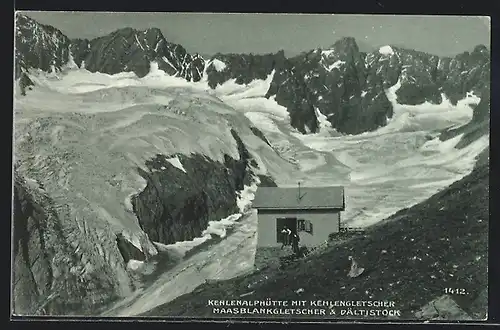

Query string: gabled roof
252 186 345 210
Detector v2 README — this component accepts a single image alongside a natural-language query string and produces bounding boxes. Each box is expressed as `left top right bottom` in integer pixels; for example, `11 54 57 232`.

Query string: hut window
298 219 313 234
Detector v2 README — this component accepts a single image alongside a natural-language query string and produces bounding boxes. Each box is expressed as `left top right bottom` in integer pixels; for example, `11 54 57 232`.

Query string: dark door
276 217 297 243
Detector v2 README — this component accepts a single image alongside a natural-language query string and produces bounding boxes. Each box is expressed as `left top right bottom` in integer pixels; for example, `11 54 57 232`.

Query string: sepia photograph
12 11 490 322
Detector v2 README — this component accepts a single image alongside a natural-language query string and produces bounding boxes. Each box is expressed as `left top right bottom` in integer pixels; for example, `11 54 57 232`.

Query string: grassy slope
142 152 489 320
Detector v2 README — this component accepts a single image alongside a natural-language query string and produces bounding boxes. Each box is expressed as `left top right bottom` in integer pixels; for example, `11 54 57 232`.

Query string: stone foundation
254 246 295 270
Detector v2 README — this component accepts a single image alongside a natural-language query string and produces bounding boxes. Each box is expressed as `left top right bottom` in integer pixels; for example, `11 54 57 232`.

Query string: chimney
297 181 301 202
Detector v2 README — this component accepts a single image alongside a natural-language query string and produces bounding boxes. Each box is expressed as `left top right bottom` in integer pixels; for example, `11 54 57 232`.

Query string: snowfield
13 62 489 316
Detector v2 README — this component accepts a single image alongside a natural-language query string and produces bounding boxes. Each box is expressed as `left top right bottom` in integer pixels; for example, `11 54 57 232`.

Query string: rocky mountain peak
473 44 489 55
70 26 205 80
15 13 71 78
330 36 360 53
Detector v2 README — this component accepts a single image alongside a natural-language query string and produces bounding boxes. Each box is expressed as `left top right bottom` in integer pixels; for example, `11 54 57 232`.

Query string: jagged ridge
15 14 205 81
15 14 490 135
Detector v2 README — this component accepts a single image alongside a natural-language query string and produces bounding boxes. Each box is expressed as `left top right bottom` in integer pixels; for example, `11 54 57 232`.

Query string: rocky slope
12 173 134 315
12 132 274 317
12 90 278 316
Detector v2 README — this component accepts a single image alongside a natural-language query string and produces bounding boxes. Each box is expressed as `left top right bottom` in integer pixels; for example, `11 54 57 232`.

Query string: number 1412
444 288 467 295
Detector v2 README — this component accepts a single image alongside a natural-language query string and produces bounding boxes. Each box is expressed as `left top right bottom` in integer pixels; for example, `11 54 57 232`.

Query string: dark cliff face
19 72 34 96
14 14 71 78
115 233 147 263
132 130 270 245
265 37 392 134
205 51 287 89
437 45 490 105
12 175 129 315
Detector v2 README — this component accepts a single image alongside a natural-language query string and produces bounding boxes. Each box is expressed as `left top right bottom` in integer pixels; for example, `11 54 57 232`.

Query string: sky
20 12 491 57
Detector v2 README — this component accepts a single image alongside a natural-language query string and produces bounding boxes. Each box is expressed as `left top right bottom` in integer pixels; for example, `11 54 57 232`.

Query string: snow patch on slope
381 79 480 135
326 60 345 71
127 260 145 271
165 156 187 173
237 179 259 213
217 70 276 101
314 107 332 131
379 45 394 55
65 51 79 70
321 49 335 57
211 59 227 72
120 230 158 257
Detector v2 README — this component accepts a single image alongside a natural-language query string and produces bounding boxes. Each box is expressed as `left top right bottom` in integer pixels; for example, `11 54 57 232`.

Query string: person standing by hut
281 226 292 249
291 232 300 255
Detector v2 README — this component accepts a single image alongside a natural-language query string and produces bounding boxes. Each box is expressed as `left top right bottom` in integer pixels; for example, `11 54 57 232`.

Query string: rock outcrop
132 130 266 245
205 51 287 89
19 72 34 96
